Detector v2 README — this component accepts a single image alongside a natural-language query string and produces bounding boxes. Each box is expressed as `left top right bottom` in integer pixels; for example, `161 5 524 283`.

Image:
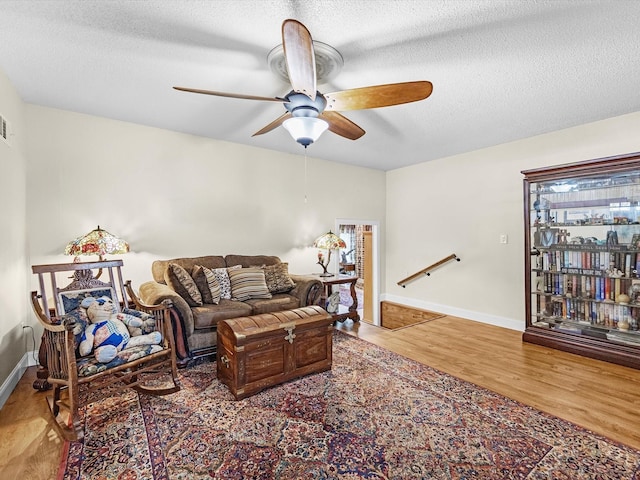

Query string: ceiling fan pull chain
304 151 308 204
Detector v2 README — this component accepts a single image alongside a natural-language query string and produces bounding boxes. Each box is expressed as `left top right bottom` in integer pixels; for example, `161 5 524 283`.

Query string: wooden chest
216 306 333 400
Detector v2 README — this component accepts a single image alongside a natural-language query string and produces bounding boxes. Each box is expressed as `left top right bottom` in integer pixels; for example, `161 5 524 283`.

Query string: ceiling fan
174 19 433 147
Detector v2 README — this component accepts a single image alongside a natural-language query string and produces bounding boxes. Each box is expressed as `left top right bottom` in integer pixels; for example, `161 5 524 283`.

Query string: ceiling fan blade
324 81 433 111
320 111 365 140
252 112 292 137
282 19 316 100
173 86 286 103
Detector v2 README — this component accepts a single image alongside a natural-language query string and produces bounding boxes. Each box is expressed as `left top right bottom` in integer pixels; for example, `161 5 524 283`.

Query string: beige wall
385 111 640 330
3 63 640 394
0 69 29 390
25 105 387 291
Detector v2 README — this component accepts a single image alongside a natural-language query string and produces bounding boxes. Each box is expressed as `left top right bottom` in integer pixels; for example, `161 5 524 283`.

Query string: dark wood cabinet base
523 327 640 370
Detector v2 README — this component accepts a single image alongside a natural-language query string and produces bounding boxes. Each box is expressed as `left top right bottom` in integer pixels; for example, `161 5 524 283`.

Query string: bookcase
522 152 640 369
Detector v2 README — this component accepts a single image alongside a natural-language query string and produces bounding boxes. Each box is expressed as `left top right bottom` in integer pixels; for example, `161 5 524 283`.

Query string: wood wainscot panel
381 301 444 330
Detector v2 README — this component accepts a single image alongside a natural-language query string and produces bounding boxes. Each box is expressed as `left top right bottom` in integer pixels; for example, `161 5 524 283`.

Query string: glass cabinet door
523 153 640 369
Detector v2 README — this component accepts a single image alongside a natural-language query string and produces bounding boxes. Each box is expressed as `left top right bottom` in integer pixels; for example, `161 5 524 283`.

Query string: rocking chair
30 259 179 441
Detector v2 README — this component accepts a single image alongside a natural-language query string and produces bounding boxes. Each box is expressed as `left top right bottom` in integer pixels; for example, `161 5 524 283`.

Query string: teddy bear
78 296 162 363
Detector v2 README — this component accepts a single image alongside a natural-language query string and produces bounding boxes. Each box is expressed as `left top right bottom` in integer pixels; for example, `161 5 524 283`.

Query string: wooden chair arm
30 291 66 333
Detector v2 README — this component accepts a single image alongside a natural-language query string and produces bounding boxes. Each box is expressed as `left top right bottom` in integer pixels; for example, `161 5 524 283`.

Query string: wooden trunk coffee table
216 306 334 400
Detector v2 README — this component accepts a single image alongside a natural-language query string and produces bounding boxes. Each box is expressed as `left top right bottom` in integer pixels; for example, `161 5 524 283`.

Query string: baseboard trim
380 294 524 332
0 351 38 410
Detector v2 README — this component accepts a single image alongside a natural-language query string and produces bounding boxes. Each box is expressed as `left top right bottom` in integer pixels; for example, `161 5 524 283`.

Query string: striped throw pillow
192 265 221 304
210 265 239 300
228 267 272 301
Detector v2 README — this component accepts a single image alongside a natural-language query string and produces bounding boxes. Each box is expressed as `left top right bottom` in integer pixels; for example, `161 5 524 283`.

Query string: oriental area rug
58 332 640 479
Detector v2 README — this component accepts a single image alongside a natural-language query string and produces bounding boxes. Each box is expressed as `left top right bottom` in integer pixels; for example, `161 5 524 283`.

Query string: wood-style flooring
2 315 640 479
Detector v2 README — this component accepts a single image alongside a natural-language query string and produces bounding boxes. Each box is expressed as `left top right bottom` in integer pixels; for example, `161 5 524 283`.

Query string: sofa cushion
260 262 296 294
192 265 221 304
191 299 253 330
245 293 300 315
164 263 202 307
228 267 272 301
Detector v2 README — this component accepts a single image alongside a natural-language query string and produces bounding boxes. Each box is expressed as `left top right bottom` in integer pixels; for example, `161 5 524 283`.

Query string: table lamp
313 230 346 277
64 225 129 278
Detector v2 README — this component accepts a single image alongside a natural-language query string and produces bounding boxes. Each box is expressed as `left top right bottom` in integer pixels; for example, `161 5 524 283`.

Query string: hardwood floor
0 367 63 480
2 314 640 478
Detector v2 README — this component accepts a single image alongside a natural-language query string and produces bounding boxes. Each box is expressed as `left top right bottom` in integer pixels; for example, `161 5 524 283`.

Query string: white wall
25 105 387 291
385 111 640 331
0 69 30 398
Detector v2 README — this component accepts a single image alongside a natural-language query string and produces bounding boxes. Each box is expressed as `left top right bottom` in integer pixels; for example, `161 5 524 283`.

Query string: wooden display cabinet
522 152 640 369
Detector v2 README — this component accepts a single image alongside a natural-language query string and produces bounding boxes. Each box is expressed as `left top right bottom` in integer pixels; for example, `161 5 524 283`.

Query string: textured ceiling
1 0 640 171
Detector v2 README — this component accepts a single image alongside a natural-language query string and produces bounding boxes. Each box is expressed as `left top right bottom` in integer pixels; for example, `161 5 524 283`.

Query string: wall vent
0 113 9 146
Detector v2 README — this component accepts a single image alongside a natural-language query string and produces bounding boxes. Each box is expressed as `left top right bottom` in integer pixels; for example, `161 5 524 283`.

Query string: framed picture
58 287 116 315
630 234 640 249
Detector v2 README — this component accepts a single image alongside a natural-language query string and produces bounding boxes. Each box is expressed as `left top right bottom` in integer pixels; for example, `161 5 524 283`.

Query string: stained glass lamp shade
64 225 129 262
313 230 346 277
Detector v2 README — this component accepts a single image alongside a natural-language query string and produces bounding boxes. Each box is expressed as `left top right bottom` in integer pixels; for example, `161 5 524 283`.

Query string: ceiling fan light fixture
283 117 329 147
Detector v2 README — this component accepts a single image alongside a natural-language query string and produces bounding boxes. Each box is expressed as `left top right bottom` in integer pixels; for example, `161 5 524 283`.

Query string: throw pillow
228 267 272 302
164 263 203 307
192 265 221 304
261 262 296 294
210 265 240 300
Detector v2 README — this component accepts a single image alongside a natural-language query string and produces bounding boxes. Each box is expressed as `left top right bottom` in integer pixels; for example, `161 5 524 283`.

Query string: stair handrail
397 254 461 288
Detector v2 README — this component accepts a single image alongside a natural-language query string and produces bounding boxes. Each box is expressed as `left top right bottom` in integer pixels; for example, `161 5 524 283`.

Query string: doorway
335 219 380 326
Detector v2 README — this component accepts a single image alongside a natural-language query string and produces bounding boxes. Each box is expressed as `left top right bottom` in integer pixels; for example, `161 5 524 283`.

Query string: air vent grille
0 113 9 146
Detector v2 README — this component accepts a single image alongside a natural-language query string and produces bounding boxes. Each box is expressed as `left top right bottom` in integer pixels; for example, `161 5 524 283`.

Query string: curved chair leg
46 385 83 442
124 360 180 396
132 381 180 396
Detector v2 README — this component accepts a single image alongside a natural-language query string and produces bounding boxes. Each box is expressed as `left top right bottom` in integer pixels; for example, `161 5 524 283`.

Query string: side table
316 274 360 323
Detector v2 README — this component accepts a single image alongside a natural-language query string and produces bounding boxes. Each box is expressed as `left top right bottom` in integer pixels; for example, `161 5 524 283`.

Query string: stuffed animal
120 308 157 337
326 291 340 314
78 296 162 363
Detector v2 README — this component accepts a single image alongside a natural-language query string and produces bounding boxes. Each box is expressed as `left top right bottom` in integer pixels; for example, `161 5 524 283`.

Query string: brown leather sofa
138 254 323 366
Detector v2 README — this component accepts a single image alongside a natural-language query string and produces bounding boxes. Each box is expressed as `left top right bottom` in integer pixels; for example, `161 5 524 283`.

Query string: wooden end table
315 274 360 323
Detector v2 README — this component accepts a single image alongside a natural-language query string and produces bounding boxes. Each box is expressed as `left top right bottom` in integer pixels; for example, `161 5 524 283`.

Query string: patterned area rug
58 332 640 479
